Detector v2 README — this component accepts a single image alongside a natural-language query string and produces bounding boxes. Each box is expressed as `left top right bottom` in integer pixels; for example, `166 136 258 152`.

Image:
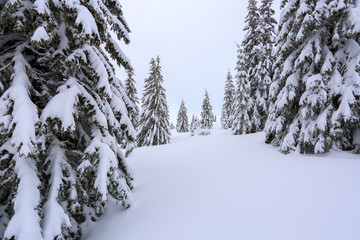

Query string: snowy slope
85 123 360 240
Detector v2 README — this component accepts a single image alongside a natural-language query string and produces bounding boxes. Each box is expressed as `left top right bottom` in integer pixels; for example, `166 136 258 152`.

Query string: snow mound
85 125 360 240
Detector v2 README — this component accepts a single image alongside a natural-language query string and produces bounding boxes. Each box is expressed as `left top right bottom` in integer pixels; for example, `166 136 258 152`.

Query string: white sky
120 0 281 124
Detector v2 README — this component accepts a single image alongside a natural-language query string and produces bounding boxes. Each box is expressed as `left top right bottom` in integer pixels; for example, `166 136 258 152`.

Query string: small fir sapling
200 90 214 136
176 100 189 132
221 70 235 129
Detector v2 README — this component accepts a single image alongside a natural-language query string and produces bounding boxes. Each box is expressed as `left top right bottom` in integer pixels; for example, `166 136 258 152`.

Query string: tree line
221 0 360 155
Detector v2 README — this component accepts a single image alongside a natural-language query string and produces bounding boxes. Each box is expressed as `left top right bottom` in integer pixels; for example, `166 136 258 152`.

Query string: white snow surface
85 123 360 240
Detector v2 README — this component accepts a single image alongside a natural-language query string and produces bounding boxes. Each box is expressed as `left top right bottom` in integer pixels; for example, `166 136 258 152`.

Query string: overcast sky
119 0 282 124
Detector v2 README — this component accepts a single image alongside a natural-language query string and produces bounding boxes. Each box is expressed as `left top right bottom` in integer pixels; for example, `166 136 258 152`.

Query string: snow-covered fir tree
0 2 44 238
125 68 140 129
241 0 263 133
170 122 175 130
221 70 235 129
124 68 139 156
265 0 360 154
176 100 189 132
234 0 275 133
190 115 201 136
255 0 276 127
329 0 360 153
200 90 214 135
137 56 171 146
0 0 135 238
232 46 252 135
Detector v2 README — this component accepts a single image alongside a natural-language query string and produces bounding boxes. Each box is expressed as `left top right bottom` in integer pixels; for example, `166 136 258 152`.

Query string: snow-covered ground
85 123 360 240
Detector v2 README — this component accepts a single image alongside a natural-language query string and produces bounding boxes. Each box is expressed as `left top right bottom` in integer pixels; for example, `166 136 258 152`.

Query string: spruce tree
232 46 251 135
329 0 360 152
137 56 171 146
221 70 235 129
241 0 263 133
190 115 201 136
124 68 140 156
176 99 189 132
265 0 360 154
255 0 276 128
235 0 275 133
0 0 135 238
200 90 214 135
0 2 44 237
124 68 140 129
